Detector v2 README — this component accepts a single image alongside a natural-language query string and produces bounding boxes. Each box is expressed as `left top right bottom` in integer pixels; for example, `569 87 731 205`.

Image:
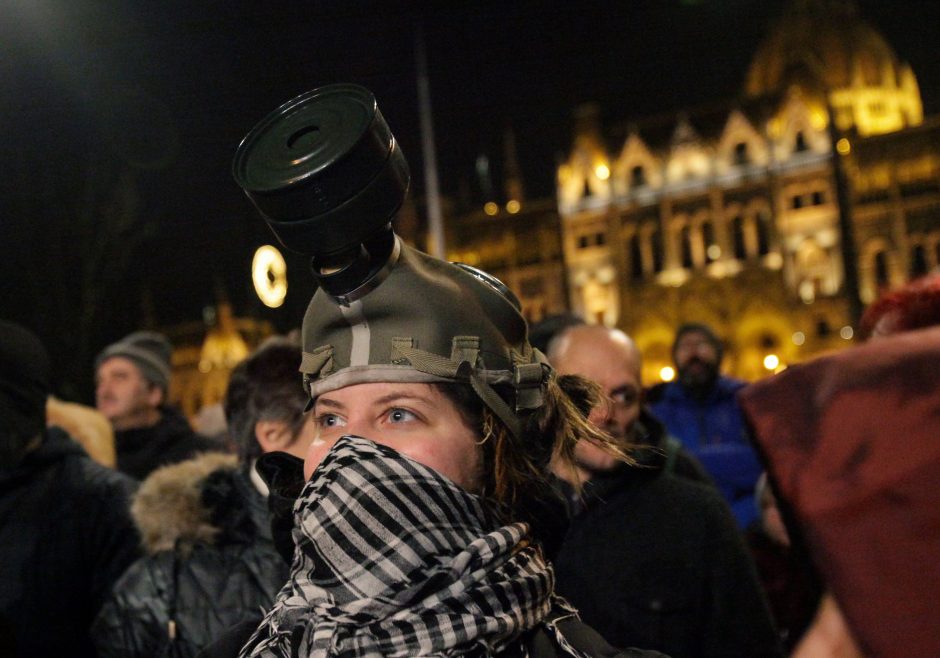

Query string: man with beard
649 323 761 528
548 324 781 658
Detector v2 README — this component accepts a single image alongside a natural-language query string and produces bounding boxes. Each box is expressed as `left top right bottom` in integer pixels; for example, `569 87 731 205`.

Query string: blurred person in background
0 320 140 658
547 323 781 658
95 330 223 479
92 339 315 658
46 395 116 467
648 322 762 528
745 473 821 653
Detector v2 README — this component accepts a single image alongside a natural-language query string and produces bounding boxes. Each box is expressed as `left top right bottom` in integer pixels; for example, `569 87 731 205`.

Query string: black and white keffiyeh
240 435 555 658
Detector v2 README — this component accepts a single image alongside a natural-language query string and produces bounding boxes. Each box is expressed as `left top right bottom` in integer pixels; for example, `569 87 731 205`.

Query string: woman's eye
387 408 417 423
315 413 345 429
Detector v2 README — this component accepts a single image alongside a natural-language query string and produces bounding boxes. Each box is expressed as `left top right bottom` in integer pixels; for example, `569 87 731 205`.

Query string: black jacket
92 453 290 658
0 427 140 658
632 408 712 486
553 425 782 658
115 407 224 480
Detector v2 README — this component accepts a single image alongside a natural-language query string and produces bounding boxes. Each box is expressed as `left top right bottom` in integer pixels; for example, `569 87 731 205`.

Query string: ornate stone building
166 301 273 425
556 0 939 383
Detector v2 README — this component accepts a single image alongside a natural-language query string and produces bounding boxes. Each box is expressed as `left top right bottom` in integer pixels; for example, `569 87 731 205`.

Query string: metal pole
827 103 863 327
415 24 446 259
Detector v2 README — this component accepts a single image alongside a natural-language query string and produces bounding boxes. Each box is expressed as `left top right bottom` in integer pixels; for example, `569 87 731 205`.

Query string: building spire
503 126 525 204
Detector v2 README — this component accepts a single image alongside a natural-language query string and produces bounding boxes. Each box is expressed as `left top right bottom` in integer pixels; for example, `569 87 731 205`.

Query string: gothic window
910 244 929 278
583 179 592 198
874 251 890 287
811 191 825 205
631 165 646 188
732 216 747 259
816 318 831 338
595 232 607 247
577 235 590 249
792 195 804 210
795 131 808 153
651 227 664 273
757 211 772 256
734 142 749 165
630 234 643 282
680 225 693 269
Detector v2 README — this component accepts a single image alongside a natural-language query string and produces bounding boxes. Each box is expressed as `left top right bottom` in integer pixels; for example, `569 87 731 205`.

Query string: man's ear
255 419 290 453
147 385 164 409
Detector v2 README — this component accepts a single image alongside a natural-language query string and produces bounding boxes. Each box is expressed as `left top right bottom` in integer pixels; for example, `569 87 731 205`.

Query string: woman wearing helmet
219 85 666 658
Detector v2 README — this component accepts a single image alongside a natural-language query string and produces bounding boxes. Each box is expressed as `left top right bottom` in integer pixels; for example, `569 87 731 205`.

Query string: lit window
732 216 747 259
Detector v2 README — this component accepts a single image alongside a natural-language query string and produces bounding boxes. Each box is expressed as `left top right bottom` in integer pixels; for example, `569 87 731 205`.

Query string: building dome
744 0 922 135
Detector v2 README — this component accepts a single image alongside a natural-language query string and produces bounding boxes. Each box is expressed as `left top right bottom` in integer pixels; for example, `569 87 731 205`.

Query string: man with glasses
546 324 781 658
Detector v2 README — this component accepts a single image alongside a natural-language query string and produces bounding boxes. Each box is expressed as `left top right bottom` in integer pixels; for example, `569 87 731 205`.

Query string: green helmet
299 239 550 438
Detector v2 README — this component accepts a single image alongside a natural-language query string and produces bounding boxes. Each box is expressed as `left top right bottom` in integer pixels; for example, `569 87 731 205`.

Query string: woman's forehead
315 382 444 408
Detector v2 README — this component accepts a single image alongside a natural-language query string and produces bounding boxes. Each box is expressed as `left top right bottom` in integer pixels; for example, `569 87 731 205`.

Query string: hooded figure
0 321 140 658
739 326 940 658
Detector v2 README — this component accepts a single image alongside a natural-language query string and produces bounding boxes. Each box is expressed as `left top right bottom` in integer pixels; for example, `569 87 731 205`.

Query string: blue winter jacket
650 376 762 527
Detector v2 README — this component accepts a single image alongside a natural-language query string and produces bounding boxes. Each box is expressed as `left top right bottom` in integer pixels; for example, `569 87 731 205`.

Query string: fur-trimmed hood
132 452 261 555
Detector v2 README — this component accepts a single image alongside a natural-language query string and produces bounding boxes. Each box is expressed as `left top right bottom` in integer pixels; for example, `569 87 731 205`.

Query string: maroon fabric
738 326 940 658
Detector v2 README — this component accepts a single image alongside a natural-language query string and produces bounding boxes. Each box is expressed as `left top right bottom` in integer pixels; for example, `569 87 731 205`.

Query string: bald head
548 325 643 479
549 325 642 384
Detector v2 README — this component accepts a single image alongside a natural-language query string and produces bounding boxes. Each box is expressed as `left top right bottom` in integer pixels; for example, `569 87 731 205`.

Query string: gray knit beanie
95 331 173 391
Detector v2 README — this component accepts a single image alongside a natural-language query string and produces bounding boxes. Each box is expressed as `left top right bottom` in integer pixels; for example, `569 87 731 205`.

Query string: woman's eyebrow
372 391 434 407
314 397 345 410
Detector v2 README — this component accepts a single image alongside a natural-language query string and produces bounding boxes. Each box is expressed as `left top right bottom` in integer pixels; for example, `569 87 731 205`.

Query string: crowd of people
2 78 938 656
3 269 937 657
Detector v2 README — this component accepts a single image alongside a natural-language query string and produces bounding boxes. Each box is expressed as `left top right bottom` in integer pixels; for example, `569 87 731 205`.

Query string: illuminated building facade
166 302 273 421
556 0 940 382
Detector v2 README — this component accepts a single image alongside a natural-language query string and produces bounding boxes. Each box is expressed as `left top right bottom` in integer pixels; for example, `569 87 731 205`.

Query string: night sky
1 0 937 399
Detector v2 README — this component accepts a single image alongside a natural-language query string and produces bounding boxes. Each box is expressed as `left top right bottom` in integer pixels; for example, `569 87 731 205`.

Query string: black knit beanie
0 320 51 448
672 322 724 362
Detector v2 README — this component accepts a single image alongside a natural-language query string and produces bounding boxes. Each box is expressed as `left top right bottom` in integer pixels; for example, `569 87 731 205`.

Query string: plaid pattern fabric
240 436 555 658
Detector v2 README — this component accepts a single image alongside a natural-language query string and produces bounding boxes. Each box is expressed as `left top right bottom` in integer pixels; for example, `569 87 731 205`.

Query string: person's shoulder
646 470 727 515
157 408 228 455
647 381 684 406
54 430 137 499
525 608 670 657
716 375 747 395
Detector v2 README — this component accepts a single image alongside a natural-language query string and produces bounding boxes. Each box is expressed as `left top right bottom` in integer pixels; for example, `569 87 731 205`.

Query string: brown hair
436 372 634 525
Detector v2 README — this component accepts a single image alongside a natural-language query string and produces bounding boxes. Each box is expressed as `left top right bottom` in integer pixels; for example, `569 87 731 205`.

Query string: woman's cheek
303 434 332 481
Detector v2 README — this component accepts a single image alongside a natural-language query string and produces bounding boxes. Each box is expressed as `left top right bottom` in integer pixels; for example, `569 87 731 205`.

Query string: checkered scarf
240 435 555 658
